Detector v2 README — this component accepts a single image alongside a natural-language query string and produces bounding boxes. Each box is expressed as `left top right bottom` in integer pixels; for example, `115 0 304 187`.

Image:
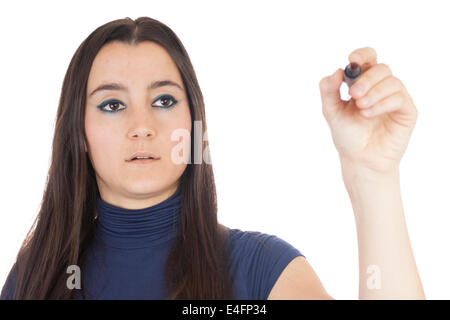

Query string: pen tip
344 62 361 79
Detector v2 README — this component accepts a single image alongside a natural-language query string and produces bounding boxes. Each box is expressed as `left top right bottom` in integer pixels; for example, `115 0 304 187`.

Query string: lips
126 152 161 162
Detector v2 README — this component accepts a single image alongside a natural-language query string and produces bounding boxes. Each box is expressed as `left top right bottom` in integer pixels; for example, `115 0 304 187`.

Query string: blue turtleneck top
1 187 305 299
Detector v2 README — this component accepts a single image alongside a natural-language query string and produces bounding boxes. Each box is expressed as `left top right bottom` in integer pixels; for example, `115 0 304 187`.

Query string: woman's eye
97 95 178 113
153 94 178 109
98 100 126 113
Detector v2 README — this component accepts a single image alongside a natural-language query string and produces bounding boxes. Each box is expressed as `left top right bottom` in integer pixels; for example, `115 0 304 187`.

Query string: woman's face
85 41 191 209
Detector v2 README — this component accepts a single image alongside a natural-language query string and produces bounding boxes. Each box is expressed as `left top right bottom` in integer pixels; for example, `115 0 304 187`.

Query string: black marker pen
343 62 362 88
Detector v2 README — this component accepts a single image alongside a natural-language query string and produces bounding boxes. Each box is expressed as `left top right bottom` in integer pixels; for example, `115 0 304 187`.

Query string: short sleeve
231 230 305 300
1 265 17 300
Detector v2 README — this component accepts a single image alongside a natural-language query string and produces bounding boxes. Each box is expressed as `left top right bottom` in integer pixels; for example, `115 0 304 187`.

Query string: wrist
339 159 401 205
340 161 402 221
339 157 400 183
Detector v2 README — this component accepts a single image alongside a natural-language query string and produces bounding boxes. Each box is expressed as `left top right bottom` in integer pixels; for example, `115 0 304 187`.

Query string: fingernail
352 84 364 96
351 53 362 61
360 96 370 106
362 108 373 117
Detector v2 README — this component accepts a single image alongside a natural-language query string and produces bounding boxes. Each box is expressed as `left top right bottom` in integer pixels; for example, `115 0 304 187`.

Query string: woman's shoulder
226 226 304 257
224 226 306 270
224 226 305 299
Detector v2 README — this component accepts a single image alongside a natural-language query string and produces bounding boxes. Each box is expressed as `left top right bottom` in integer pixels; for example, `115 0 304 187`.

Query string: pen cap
343 62 362 87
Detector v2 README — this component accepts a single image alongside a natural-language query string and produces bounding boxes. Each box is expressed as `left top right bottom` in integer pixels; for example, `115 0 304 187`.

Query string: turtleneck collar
95 186 182 249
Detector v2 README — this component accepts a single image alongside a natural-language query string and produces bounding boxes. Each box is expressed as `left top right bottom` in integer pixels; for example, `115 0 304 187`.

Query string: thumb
319 68 344 119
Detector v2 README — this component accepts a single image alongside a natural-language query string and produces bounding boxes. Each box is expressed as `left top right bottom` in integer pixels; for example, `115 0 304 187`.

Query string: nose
127 108 157 139
128 127 155 139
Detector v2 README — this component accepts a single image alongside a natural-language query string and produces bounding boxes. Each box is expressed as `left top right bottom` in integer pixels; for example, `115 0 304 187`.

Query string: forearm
340 160 425 300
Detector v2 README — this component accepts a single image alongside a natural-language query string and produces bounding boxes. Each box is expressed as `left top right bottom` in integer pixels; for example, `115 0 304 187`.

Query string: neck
94 186 182 249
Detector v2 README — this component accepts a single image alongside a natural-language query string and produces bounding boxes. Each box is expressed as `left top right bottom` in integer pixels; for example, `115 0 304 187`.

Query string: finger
349 47 377 72
360 91 408 118
355 76 403 109
349 63 394 99
319 68 345 120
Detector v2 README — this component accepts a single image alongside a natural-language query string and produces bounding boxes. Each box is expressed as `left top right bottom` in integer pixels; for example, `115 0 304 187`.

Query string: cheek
161 113 192 167
90 129 116 152
85 120 120 169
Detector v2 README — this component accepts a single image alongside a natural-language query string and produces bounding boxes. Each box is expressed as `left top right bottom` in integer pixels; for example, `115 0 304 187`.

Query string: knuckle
398 92 408 105
387 76 403 90
391 75 401 85
365 46 377 60
319 78 325 87
319 76 328 88
378 63 391 74
370 83 383 96
319 76 325 85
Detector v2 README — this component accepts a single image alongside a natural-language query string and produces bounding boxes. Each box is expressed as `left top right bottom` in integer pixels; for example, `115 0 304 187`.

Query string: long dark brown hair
1 16 234 300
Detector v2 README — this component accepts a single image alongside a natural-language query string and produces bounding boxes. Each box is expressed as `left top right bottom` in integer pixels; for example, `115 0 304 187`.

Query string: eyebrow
88 80 184 98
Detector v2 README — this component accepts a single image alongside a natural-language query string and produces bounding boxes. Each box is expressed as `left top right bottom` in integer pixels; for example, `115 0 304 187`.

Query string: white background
0 0 448 299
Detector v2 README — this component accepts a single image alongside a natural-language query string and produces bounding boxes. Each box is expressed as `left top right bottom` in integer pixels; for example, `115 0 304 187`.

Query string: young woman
1 16 424 300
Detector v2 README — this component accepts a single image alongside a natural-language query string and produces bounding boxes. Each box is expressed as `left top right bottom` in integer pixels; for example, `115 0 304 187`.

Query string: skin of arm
267 162 425 300
340 160 425 299
269 46 425 300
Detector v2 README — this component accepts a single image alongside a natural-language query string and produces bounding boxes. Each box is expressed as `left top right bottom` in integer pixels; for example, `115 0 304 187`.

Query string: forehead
87 41 181 89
